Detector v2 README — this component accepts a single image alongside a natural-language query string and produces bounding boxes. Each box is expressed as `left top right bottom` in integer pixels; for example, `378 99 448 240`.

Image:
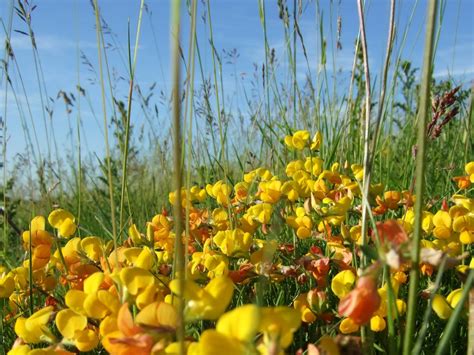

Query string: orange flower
373 220 408 246
103 303 153 355
338 276 381 325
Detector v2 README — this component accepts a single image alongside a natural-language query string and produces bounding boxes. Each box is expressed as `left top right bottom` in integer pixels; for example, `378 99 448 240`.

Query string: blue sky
1 0 473 166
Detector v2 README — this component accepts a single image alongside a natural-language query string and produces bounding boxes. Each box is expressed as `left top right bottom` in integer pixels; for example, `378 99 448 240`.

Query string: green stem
170 0 185 353
183 0 198 279
402 0 438 353
119 0 145 238
355 0 373 350
93 0 118 264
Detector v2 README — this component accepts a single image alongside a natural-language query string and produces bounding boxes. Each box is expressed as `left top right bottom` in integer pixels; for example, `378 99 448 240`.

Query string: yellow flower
339 317 359 334
370 315 386 332
284 130 310 150
453 212 474 244
55 308 87 338
148 214 174 252
135 301 177 331
281 181 300 201
14 306 55 344
331 270 356 299
310 131 323 151
215 304 260 342
245 203 273 224
169 276 234 321
286 207 312 239
304 157 324 176
128 223 143 244
79 237 104 262
0 273 15 298
206 180 231 206
65 272 120 319
213 229 253 257
259 179 282 204
433 210 452 239
212 207 229 231
233 182 249 203
446 288 463 309
285 160 304 178
48 209 77 238
259 307 301 351
351 164 364 181
189 241 229 278
178 305 259 354
120 267 155 296
294 293 317 323
432 294 452 320
74 328 100 352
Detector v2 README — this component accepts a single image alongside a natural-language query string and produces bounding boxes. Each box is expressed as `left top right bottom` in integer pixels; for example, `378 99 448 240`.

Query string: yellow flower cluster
1 131 472 354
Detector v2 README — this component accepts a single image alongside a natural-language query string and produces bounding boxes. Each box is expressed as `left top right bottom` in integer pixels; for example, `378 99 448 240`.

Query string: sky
0 0 473 168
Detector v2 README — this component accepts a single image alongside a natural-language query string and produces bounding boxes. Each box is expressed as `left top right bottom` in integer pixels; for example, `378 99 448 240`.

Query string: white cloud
1 34 97 52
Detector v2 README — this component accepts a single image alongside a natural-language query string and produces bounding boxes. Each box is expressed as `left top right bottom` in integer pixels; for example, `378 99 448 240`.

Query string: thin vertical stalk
369 0 396 162
206 1 226 175
75 0 82 228
356 0 371 278
1 0 14 256
402 1 438 353
412 256 447 354
183 0 198 278
356 0 372 350
170 0 185 353
292 0 297 128
258 0 271 129
119 0 146 237
93 0 118 260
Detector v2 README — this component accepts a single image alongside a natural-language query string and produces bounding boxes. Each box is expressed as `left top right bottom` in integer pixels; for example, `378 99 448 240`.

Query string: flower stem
402 0 438 353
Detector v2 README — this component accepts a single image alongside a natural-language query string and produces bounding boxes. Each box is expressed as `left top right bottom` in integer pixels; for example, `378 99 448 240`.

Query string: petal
331 270 356 299
56 309 87 339
196 330 247 355
136 301 177 330
65 290 87 315
74 328 100 352
30 216 45 232
84 272 104 294
120 267 154 296
370 315 386 332
339 317 359 334
432 294 452 320
216 304 260 342
59 218 77 237
48 209 75 229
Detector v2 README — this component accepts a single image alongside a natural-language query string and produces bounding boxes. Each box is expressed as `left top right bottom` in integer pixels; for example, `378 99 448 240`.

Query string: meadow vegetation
0 0 472 354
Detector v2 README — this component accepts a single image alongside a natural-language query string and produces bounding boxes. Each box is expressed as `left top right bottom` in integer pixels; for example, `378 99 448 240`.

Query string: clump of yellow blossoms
2 131 472 355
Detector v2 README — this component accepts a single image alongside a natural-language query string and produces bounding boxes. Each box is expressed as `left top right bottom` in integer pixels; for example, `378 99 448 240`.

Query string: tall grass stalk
119 0 146 237
412 256 448 354
1 0 14 256
206 1 227 178
355 0 372 348
92 0 118 260
369 0 395 165
402 0 439 353
183 0 198 277
74 0 82 228
170 0 185 353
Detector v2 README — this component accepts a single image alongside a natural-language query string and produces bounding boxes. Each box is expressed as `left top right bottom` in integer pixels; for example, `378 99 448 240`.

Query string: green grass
0 1 473 354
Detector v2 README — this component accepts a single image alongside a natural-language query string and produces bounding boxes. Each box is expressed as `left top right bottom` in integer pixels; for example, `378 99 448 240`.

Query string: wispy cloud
434 65 474 79
1 34 97 52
